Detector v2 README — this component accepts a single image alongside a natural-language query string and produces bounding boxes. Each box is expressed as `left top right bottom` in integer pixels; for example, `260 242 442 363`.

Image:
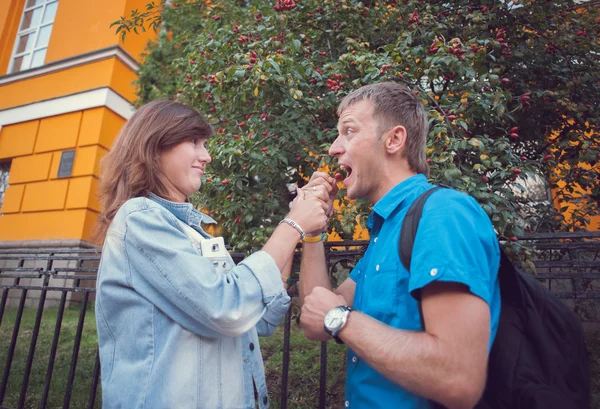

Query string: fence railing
0 232 599 409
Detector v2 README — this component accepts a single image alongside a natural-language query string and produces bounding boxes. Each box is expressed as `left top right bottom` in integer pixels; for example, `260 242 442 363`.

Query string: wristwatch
323 305 352 344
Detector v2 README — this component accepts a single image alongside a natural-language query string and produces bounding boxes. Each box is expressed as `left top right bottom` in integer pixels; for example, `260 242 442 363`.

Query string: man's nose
328 136 343 157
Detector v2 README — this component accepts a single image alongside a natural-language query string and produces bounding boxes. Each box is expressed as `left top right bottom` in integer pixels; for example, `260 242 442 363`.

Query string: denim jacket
95 193 291 409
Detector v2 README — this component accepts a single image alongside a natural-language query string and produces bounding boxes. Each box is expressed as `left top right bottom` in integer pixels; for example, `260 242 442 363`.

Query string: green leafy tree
114 0 600 265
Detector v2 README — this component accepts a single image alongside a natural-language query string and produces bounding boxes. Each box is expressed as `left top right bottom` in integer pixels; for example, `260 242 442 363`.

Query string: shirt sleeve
407 190 500 305
349 257 365 283
124 206 289 338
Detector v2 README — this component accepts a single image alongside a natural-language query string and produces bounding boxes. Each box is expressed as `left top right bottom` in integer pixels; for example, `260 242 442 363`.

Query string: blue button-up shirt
345 175 501 409
96 193 290 409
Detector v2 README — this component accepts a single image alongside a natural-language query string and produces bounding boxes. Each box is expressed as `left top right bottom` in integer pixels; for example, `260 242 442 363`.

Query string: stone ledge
0 239 96 249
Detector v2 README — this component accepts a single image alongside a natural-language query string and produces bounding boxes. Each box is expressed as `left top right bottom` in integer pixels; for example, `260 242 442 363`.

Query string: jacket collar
148 193 217 227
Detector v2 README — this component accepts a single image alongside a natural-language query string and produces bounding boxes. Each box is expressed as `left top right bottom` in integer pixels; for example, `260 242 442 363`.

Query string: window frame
0 162 10 213
8 0 59 74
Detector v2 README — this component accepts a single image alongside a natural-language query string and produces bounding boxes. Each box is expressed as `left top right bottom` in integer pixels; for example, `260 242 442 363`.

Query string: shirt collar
371 174 429 221
148 192 217 227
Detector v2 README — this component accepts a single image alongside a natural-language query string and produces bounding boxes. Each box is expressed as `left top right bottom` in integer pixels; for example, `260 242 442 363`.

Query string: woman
95 100 329 409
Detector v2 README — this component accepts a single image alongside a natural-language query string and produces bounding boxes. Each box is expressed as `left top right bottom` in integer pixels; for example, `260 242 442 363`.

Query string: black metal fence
1 232 599 409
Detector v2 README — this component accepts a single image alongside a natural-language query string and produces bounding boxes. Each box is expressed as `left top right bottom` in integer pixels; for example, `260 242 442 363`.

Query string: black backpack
399 186 590 409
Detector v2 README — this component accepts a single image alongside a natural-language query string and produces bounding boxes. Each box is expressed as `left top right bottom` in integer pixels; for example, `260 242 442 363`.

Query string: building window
9 0 58 73
0 162 10 211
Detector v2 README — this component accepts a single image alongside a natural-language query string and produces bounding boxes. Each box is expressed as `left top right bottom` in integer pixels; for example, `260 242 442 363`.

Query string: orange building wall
45 0 155 64
0 0 156 75
0 58 137 111
0 109 125 243
0 0 25 75
0 0 156 245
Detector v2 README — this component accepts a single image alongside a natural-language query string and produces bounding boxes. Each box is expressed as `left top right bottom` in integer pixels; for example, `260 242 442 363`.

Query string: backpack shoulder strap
398 185 449 272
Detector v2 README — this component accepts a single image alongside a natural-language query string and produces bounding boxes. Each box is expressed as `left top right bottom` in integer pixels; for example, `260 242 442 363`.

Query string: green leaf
292 39 302 52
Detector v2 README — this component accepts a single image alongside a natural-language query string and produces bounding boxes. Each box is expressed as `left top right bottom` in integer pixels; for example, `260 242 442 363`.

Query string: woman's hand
288 172 338 236
286 192 329 237
299 172 338 218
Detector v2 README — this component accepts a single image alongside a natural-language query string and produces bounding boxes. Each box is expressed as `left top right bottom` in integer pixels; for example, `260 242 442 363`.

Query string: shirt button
345 401 350 407
430 268 438 277
376 264 380 271
352 356 357 363
249 343 255 351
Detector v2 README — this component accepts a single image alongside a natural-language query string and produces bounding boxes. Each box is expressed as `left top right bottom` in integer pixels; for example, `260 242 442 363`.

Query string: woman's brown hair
95 100 213 244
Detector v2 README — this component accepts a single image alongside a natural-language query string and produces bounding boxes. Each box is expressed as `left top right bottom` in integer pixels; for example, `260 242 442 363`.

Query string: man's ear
384 125 407 155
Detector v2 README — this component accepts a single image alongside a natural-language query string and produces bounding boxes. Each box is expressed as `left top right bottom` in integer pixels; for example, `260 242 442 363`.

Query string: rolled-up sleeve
239 251 283 303
124 206 289 338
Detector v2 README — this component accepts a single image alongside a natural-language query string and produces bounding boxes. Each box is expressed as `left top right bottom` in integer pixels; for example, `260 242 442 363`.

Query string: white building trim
0 88 134 132
0 45 139 86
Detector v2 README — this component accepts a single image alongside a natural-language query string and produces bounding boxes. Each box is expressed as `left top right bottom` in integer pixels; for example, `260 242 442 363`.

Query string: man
298 82 501 409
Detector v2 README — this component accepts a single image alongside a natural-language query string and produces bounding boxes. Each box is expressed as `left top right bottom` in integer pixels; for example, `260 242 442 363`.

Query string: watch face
324 308 345 330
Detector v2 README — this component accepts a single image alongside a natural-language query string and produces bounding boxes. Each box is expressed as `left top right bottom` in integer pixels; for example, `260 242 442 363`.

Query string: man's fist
300 287 347 342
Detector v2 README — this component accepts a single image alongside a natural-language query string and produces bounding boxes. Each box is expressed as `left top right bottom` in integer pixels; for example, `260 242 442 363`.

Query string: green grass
0 306 100 409
0 307 346 409
260 323 347 409
1 307 598 409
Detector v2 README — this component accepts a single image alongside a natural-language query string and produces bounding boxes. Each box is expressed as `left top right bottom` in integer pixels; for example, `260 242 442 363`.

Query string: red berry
510 127 519 133
334 172 343 180
227 195 233 200
513 168 522 175
206 177 212 182
222 179 229 185
544 154 552 161
234 217 241 223
501 78 509 85
262 147 268 152
448 114 457 121
510 133 519 139
509 236 518 242
239 122 246 127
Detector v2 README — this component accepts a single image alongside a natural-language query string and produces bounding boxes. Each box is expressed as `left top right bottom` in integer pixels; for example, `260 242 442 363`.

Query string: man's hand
300 286 347 341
